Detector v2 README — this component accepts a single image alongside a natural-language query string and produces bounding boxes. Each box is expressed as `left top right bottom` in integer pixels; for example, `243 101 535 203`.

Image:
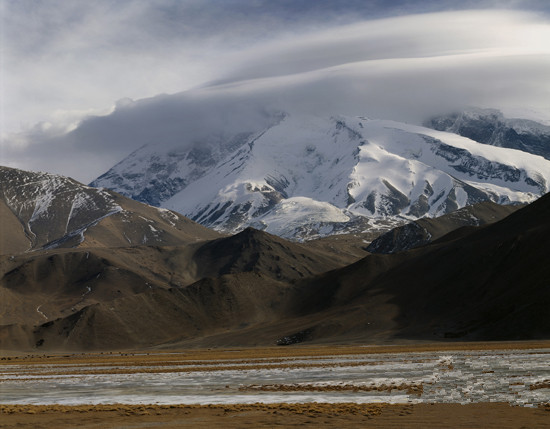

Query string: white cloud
218 10 550 84
2 5 550 183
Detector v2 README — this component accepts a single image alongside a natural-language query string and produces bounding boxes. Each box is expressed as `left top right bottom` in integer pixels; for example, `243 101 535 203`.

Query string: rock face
424 108 550 160
91 113 550 240
1 166 120 252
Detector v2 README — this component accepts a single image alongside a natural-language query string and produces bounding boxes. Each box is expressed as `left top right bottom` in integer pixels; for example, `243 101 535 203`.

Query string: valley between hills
1 164 549 351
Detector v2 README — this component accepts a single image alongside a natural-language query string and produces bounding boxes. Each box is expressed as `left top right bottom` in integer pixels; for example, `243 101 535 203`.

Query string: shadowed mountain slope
8 272 290 351
285 192 550 343
1 166 548 350
192 227 355 282
366 201 523 254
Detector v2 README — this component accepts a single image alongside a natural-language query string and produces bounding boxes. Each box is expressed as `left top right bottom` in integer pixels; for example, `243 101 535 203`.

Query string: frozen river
1 348 548 406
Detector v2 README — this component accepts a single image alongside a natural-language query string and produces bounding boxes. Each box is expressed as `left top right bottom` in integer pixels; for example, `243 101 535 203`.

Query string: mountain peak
90 112 550 241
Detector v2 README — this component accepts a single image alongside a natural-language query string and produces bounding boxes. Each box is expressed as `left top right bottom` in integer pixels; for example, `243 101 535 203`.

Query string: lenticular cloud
3 9 550 182
210 9 550 123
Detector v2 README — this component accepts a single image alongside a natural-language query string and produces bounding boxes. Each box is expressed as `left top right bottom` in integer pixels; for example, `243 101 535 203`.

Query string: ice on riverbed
1 349 548 407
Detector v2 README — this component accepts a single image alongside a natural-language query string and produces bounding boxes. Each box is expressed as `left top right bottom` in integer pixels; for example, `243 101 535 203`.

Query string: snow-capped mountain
1 166 120 251
425 108 550 160
0 166 219 253
91 113 550 240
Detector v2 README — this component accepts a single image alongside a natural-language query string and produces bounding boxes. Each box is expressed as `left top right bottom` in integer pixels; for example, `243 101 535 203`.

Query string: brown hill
282 192 550 343
0 166 359 350
366 201 523 254
0 166 220 254
192 227 355 281
1 165 548 351
8 272 291 350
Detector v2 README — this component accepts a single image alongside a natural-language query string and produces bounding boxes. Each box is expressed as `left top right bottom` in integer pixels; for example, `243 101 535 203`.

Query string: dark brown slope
1 248 177 327
9 272 290 350
0 242 281 349
0 228 358 351
366 201 523 254
284 192 550 343
0 196 30 254
302 232 374 261
193 227 356 282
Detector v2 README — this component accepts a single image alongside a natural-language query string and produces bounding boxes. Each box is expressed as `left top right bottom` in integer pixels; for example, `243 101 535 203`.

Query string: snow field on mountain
354 119 549 194
252 197 351 237
93 112 550 238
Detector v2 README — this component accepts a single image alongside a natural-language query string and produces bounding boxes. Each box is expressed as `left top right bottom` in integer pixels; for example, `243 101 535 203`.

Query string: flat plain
2 342 549 428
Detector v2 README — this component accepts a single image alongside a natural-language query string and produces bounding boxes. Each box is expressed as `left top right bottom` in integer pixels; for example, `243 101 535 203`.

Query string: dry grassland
2 341 549 428
1 402 549 428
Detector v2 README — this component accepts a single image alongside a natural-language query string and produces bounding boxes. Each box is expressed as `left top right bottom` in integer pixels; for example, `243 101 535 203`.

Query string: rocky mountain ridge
0 166 220 254
366 201 524 254
425 108 550 160
91 112 550 240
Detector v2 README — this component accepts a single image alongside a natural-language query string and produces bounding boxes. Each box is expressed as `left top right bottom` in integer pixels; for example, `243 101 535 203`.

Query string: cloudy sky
2 0 550 182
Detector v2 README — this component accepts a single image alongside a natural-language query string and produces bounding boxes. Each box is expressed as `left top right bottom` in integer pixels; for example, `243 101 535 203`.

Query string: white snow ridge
92 113 550 240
